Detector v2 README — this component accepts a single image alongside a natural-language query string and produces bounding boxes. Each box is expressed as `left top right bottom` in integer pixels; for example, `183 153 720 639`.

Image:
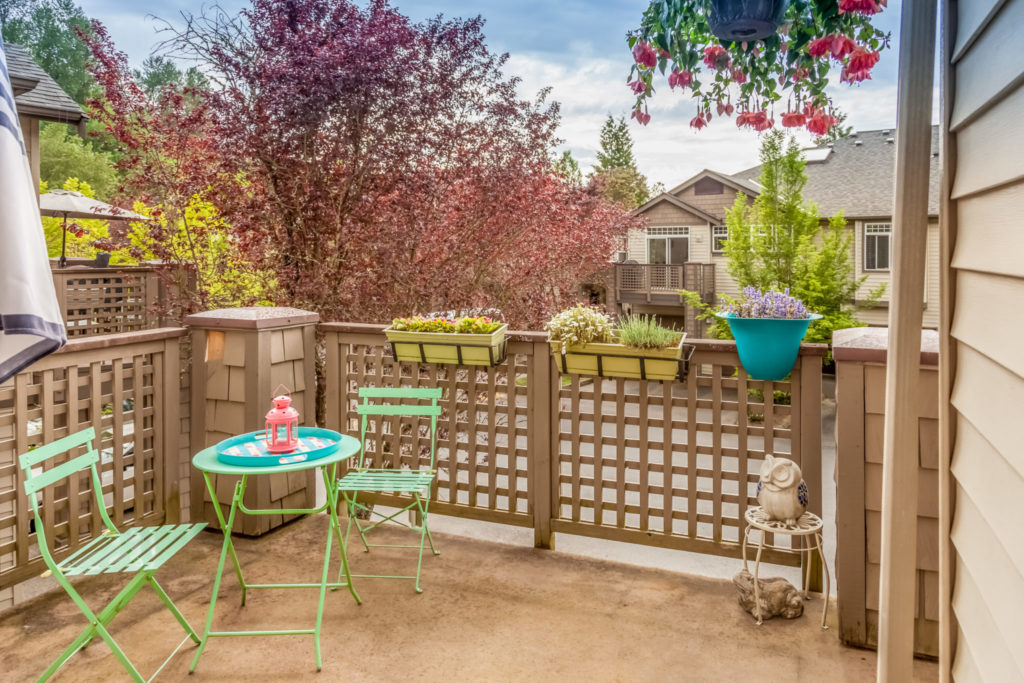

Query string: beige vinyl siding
945 0 1024 676
688 224 711 263
626 228 646 262
853 220 940 328
629 198 708 263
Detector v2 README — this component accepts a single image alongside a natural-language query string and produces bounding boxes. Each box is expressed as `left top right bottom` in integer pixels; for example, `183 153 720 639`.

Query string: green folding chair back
337 387 442 592
19 427 206 682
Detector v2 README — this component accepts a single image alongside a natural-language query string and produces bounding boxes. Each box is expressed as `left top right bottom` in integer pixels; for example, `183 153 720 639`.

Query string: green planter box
384 324 508 367
550 333 688 381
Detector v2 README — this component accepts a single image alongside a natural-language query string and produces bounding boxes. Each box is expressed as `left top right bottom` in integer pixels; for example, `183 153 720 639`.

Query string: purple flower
723 287 812 319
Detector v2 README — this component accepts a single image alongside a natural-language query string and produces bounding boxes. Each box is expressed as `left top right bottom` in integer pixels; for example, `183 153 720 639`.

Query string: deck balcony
0 307 941 680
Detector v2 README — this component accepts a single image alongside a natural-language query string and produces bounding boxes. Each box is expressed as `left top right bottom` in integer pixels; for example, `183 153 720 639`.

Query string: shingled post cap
184 307 319 330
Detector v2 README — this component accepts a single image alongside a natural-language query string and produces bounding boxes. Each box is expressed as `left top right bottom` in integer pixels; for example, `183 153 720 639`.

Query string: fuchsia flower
689 114 707 130
780 111 806 127
791 67 810 83
803 105 837 135
668 68 693 89
807 36 832 58
841 46 880 83
631 109 651 125
730 68 747 84
839 0 885 15
629 79 647 95
830 35 857 59
632 41 657 68
703 45 731 70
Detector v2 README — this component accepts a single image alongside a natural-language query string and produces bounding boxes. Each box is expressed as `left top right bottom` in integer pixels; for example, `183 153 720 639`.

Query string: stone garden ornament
756 453 808 525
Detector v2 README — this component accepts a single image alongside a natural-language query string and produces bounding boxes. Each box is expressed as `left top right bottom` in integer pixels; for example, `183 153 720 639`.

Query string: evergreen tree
553 149 582 186
591 114 650 209
2 0 94 104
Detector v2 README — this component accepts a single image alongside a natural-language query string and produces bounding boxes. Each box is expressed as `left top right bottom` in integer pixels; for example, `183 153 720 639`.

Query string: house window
712 225 728 253
864 223 892 271
646 226 689 265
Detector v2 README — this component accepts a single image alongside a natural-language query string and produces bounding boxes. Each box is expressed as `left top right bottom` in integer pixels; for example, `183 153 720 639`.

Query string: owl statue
756 454 808 526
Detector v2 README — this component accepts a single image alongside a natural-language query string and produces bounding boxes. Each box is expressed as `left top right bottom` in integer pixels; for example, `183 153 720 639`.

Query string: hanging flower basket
713 287 819 381
708 0 788 41
385 316 508 367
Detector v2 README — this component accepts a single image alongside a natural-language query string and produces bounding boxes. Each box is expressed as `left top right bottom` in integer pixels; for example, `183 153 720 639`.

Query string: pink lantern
265 394 299 454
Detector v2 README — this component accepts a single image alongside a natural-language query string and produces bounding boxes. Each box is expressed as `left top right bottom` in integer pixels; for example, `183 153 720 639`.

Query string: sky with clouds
78 0 912 187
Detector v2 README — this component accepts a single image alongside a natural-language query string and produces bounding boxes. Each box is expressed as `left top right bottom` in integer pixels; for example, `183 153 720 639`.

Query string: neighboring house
5 43 87 194
617 127 941 332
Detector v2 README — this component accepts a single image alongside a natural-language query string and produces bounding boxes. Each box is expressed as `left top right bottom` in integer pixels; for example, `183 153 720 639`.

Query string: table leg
191 475 246 673
752 531 766 625
817 532 830 631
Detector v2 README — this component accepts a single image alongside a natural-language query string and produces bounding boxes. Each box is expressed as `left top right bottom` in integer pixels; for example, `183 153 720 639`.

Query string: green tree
591 114 650 209
720 130 884 345
2 0 94 104
553 149 582 186
39 122 118 199
134 55 209 97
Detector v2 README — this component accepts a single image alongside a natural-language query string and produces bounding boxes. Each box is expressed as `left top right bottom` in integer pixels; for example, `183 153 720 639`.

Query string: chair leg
147 575 200 643
40 573 149 682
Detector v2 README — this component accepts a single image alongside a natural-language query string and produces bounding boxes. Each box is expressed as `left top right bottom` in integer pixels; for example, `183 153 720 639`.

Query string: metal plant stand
741 506 830 629
190 432 362 672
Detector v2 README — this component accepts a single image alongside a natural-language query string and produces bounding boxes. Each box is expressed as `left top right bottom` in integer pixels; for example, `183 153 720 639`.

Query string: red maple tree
85 0 639 327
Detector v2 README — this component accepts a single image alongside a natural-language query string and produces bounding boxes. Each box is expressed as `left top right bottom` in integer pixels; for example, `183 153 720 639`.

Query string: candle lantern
265 394 299 454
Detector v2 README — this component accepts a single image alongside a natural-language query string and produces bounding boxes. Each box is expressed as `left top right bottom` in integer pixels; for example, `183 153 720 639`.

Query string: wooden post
878 0 938 679
530 337 554 549
799 354 823 592
185 307 320 536
161 337 182 523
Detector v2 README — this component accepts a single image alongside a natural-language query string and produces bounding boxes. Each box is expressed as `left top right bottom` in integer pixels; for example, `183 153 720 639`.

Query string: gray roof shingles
730 126 940 218
5 42 85 124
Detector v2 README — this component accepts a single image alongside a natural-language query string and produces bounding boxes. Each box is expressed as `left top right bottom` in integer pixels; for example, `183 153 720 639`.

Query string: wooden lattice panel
325 333 532 525
552 348 821 565
53 270 159 337
0 337 174 589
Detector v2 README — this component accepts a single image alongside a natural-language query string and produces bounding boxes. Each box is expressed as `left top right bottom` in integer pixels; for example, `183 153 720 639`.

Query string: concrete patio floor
0 515 937 682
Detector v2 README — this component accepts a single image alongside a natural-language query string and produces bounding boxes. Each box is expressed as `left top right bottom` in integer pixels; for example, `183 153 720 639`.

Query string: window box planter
715 312 822 381
384 324 508 367
550 333 692 381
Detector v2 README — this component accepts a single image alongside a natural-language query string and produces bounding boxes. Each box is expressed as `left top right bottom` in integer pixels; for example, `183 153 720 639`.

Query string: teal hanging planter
716 312 822 381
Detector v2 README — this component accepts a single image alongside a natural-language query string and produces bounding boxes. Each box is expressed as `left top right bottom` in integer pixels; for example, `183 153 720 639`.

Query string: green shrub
390 315 503 334
616 314 682 350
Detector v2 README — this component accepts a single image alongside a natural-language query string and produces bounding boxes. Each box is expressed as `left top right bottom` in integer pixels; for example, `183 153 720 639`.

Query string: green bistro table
190 430 361 672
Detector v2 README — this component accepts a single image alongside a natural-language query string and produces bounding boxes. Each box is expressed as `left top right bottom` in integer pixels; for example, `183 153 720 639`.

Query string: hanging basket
708 0 789 41
384 324 508 367
716 312 821 381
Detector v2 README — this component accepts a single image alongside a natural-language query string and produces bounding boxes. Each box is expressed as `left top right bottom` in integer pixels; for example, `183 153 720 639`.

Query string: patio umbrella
39 189 148 267
0 37 66 383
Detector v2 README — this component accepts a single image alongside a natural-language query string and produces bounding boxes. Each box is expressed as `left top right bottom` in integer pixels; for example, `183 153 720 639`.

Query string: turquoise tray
215 427 342 467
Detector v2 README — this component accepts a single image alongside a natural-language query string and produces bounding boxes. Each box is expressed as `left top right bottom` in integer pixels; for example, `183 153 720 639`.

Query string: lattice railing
0 329 184 590
322 324 824 567
51 267 161 337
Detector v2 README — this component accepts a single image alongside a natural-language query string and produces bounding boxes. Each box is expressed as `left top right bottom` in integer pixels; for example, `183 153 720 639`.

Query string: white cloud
506 51 910 189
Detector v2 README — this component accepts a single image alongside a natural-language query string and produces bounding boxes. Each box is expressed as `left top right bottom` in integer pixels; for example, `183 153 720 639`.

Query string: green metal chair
18 427 206 682
337 387 442 593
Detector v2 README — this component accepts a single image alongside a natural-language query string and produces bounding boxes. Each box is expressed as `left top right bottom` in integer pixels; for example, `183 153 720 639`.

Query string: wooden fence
51 267 161 337
0 329 185 591
322 323 825 569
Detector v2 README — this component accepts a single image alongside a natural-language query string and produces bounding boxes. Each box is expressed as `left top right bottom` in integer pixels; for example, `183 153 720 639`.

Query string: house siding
944 0 1024 679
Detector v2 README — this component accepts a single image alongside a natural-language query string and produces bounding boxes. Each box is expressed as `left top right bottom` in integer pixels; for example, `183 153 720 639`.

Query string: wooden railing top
832 327 939 365
53 327 187 355
319 322 828 355
50 266 160 275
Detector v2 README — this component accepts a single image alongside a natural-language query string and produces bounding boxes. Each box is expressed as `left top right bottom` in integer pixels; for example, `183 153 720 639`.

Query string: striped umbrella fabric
0 36 66 383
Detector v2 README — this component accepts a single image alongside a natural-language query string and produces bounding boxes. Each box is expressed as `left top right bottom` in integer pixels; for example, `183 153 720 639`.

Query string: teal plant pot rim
714 312 823 322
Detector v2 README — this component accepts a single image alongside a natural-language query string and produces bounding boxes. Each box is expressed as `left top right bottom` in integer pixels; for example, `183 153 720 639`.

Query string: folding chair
337 387 442 593
18 427 206 682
